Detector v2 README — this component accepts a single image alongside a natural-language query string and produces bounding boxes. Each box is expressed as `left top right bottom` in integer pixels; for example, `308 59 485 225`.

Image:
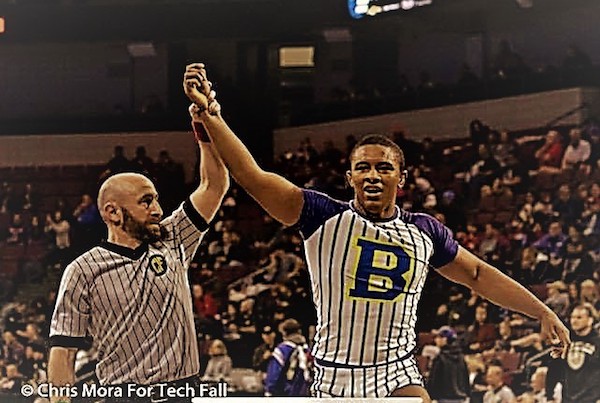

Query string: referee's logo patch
149 255 168 276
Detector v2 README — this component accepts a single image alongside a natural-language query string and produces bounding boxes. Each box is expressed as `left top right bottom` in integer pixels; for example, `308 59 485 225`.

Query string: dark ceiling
0 0 597 44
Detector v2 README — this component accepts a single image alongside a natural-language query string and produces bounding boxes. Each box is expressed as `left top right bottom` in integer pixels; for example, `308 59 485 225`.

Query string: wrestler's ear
346 170 355 188
398 170 408 188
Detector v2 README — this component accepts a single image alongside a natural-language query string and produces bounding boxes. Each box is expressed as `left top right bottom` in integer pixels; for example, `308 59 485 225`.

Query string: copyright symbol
21 384 34 397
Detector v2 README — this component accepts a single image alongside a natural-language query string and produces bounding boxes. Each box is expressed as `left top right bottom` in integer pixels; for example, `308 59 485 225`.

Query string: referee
47 102 229 403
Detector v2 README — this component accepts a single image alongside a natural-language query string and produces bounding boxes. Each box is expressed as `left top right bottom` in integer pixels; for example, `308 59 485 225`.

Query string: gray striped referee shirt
49 200 208 385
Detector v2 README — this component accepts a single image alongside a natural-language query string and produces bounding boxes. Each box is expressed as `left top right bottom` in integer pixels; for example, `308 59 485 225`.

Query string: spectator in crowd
579 280 600 311
2 302 27 333
518 192 537 227
491 130 518 168
417 137 443 168
461 290 485 326
72 194 100 227
15 323 44 347
6 213 26 245
485 319 518 355
532 220 567 282
467 145 502 200
588 183 600 205
131 145 155 177
192 283 220 334
483 364 515 403
437 190 467 233
20 183 39 214
532 191 555 229
393 131 422 168
202 339 233 383
0 182 19 214
237 298 258 343
28 214 44 243
561 127 591 172
517 366 551 403
559 304 600 403
470 120 491 147
18 343 46 384
71 193 103 250
544 281 571 321
581 199 600 237
478 223 508 265
427 326 470 403
535 130 564 174
563 225 594 283
44 210 71 266
104 145 132 178
0 330 24 365
264 319 312 397
252 325 278 374
221 230 248 265
465 355 487 403
568 283 580 307
466 303 498 354
553 185 584 226
0 364 24 394
320 140 344 169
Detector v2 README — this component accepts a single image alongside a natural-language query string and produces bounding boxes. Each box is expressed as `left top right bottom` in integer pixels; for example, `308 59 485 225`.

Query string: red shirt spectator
192 284 219 319
466 304 498 353
535 130 564 172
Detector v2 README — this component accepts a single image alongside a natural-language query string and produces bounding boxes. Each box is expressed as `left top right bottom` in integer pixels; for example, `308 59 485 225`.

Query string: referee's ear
103 202 122 225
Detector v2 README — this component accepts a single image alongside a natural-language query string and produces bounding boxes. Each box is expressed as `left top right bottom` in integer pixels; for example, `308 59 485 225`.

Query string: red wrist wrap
192 121 210 143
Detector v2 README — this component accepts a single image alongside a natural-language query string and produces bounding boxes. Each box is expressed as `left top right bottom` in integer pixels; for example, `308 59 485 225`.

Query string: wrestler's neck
354 200 395 220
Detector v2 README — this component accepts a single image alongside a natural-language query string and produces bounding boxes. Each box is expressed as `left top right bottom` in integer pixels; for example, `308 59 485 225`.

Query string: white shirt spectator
562 137 591 169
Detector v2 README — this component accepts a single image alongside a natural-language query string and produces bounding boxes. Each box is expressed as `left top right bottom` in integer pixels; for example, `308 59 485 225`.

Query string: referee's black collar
100 241 148 260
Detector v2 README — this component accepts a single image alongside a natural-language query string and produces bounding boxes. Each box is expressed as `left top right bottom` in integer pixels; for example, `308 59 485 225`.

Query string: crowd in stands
0 116 599 399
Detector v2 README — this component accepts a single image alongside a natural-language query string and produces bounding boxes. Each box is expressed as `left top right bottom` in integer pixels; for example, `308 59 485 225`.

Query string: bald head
98 173 163 245
98 173 156 222
99 173 150 205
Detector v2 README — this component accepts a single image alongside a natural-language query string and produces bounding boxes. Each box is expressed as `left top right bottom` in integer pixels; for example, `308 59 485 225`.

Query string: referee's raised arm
187 102 230 223
183 63 304 227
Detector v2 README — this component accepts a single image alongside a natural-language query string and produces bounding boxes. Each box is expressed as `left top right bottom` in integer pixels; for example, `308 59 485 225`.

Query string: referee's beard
122 208 165 244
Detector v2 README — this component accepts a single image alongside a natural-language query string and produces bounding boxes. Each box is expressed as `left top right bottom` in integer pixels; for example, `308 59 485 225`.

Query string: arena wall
273 87 600 156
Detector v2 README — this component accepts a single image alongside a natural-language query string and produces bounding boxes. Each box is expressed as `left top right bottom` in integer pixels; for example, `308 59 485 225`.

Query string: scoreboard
348 0 433 19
